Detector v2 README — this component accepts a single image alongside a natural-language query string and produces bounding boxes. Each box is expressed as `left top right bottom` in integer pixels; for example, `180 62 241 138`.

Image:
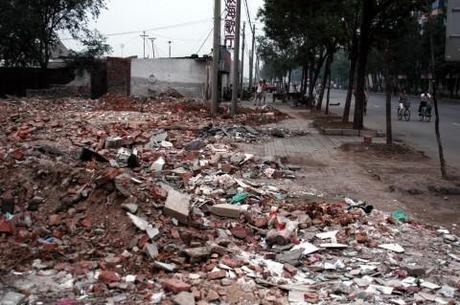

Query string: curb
319 127 385 138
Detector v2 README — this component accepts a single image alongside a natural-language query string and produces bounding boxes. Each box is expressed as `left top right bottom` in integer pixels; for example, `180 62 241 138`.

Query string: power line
61 18 212 41
194 9 226 55
196 27 213 54
243 0 254 32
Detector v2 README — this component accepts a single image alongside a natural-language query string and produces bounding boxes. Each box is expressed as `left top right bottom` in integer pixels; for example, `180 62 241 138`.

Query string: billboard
446 0 460 61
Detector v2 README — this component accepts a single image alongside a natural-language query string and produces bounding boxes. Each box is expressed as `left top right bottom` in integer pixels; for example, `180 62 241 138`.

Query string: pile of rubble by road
0 95 459 305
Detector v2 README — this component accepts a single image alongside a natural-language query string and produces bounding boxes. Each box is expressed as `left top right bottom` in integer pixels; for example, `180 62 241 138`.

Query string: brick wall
106 57 131 96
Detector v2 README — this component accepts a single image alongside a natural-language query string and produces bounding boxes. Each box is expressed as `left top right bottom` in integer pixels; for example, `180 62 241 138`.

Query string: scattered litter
378 243 405 253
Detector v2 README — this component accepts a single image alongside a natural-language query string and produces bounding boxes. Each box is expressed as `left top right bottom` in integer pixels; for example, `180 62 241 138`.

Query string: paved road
328 89 460 167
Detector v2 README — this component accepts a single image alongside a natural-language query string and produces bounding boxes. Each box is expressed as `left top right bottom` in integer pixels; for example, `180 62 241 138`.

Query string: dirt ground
239 104 460 234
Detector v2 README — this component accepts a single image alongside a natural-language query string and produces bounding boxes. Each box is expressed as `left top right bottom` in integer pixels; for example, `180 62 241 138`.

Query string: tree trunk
300 66 305 93
326 72 332 115
317 53 333 111
385 79 393 145
309 51 326 105
302 64 308 95
353 0 372 130
432 83 447 178
384 43 393 145
308 62 314 98
288 69 292 93
343 35 358 123
428 17 448 179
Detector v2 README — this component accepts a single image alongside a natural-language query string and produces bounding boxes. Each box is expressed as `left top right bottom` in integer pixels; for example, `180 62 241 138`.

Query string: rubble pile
0 96 459 305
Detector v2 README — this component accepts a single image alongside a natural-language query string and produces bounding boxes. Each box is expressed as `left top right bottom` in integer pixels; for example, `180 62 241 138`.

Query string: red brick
283 263 297 275
221 257 243 268
0 218 14 234
162 278 191 293
208 270 226 280
48 214 61 226
231 225 251 240
98 271 121 283
80 218 92 228
10 148 24 160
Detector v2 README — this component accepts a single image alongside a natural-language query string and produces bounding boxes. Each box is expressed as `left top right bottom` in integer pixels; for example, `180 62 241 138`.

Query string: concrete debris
150 156 166 172
150 292 164 304
127 212 149 231
378 243 405 253
145 242 159 259
121 203 138 214
439 285 456 298
0 291 26 305
147 130 168 148
210 204 241 218
420 280 441 290
320 243 348 249
316 230 338 241
173 291 195 305
146 226 160 240
0 95 458 305
154 261 177 272
292 242 320 255
105 136 125 149
184 247 211 261
164 189 190 224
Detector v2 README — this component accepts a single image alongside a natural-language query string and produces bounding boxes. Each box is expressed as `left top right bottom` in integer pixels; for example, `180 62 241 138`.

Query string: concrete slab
164 189 190 224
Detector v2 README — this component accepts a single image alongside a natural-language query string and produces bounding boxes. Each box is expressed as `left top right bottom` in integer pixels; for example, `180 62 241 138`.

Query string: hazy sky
63 0 265 63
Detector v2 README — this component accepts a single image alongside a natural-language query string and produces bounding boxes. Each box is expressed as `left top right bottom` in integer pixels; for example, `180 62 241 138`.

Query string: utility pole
255 54 259 83
140 31 148 59
248 24 255 91
149 37 156 58
240 22 246 92
211 0 221 116
168 41 172 58
231 0 242 116
120 43 125 57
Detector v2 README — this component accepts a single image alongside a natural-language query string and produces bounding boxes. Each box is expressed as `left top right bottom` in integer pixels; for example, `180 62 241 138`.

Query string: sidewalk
240 101 460 232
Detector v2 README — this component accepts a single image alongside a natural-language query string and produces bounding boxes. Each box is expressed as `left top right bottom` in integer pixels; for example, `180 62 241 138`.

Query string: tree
0 1 38 67
259 0 347 107
257 36 296 86
0 0 106 69
340 0 361 123
424 6 448 179
78 30 112 58
353 0 425 130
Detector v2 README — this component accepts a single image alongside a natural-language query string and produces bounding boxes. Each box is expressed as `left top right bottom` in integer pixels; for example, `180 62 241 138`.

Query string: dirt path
239 104 460 233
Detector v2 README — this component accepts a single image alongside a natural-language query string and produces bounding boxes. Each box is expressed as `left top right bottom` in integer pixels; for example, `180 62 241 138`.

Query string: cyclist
419 92 429 115
399 90 409 109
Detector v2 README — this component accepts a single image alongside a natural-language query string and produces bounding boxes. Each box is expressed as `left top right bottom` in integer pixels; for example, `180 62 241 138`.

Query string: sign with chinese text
224 0 237 48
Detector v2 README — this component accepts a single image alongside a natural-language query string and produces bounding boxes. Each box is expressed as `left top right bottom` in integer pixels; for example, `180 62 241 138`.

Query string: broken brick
48 214 62 226
98 271 121 284
231 225 251 240
207 270 226 280
162 278 191 293
0 218 14 234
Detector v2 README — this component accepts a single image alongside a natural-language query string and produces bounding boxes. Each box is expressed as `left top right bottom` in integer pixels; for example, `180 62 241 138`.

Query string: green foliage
0 0 106 68
260 0 347 51
78 30 113 58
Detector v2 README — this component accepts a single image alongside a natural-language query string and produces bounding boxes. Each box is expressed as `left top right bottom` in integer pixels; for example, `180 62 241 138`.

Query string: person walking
261 80 267 105
254 80 264 106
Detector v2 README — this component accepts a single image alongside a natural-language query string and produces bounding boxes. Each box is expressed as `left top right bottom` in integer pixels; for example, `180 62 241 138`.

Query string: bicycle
397 101 411 121
419 104 432 122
